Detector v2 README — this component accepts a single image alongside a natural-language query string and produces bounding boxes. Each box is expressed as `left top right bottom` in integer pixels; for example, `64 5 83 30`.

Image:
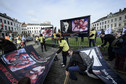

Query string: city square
0 0 126 84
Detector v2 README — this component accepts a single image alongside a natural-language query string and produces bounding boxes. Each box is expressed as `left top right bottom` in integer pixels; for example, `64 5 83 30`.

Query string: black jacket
101 34 115 47
66 51 87 71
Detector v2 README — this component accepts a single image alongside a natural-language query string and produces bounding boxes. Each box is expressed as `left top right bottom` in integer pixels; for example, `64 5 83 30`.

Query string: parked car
26 36 33 41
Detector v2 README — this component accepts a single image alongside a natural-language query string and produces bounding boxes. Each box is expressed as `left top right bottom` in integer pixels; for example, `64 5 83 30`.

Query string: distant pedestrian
39 34 47 52
52 31 57 47
89 27 96 47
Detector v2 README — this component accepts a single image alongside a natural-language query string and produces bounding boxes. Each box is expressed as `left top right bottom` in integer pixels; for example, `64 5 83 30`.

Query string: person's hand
65 71 69 76
98 45 101 47
55 53 58 56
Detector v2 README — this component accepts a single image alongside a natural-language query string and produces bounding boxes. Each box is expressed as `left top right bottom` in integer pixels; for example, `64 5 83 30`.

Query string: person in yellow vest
16 35 22 49
39 34 47 52
35 36 39 45
58 29 62 37
55 34 69 67
53 31 57 47
89 27 96 47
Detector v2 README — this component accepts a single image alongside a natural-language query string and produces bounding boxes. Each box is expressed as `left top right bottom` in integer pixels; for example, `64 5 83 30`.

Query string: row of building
92 8 126 32
0 8 126 38
0 13 53 38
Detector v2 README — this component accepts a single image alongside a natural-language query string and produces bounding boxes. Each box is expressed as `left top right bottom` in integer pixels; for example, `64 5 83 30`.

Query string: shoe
62 65 65 67
69 75 77 81
61 63 64 65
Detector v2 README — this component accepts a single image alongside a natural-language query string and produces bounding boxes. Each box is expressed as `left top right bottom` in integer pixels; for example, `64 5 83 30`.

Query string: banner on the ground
0 45 55 84
77 47 126 84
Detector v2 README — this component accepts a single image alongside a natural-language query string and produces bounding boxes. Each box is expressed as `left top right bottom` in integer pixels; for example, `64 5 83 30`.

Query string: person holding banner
55 34 69 67
89 27 96 47
65 50 87 80
98 33 115 61
39 34 47 52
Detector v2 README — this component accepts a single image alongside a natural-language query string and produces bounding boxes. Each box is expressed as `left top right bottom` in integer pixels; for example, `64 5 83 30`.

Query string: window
124 23 126 26
11 22 13 25
108 20 109 23
102 22 104 25
105 25 106 29
97 23 98 26
111 24 113 28
108 25 109 28
119 17 122 20
11 27 13 31
8 21 9 25
119 23 121 27
115 18 117 21
8 26 10 30
125 15 126 19
105 21 106 24
114 23 117 27
111 19 113 22
5 26 7 30
0 19 2 22
4 20 6 24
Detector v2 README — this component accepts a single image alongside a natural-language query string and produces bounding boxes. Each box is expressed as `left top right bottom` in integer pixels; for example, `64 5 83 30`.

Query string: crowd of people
1 27 126 83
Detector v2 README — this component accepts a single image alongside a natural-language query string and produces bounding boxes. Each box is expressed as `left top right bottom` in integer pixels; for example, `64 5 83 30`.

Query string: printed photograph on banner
14 65 45 84
72 18 88 32
2 48 36 72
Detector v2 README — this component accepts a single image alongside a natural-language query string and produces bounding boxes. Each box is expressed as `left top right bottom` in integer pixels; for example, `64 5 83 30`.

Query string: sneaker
62 65 65 67
61 63 64 65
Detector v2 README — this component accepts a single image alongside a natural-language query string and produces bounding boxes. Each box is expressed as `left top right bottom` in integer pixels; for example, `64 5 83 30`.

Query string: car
26 36 33 41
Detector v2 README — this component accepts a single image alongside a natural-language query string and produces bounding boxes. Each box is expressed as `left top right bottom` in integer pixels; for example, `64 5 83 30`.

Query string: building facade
0 13 22 38
22 22 53 36
92 8 126 32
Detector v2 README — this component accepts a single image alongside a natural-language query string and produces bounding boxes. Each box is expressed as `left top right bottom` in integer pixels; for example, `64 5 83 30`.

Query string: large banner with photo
40 27 53 37
60 16 90 37
0 45 55 84
77 47 126 84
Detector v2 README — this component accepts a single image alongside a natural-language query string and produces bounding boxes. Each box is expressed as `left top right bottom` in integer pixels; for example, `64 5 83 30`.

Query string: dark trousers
115 53 126 70
40 43 47 52
68 65 83 80
100 37 104 43
62 51 68 65
108 46 115 61
89 39 95 47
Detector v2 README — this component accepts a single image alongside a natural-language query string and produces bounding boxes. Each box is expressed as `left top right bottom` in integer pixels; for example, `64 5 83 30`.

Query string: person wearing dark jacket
55 34 69 67
113 33 126 71
65 50 87 80
99 33 115 61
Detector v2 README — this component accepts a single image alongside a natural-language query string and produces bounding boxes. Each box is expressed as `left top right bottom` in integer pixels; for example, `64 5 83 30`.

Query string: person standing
113 32 126 71
39 34 47 52
98 33 115 61
89 27 96 47
52 31 57 47
16 35 22 49
55 34 69 67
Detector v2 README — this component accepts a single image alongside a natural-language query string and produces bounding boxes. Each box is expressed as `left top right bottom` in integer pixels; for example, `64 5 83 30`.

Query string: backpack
111 36 124 48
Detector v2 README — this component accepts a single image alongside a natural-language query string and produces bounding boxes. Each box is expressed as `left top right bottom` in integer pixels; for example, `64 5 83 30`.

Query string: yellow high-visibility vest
89 30 96 39
58 39 69 52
